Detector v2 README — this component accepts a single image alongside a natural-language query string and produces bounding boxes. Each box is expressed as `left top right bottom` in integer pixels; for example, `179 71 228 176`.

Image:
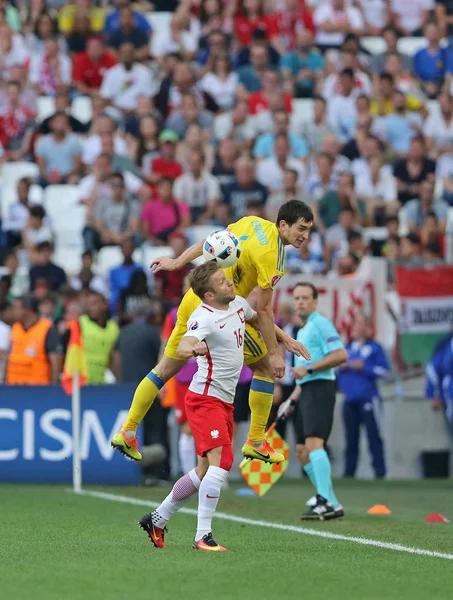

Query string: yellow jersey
226 216 285 297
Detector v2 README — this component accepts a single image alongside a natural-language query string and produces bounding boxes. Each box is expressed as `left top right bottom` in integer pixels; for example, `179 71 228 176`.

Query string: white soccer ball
202 230 241 269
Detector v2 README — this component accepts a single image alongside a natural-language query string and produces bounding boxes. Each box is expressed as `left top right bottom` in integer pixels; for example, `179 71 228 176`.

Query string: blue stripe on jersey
277 237 284 272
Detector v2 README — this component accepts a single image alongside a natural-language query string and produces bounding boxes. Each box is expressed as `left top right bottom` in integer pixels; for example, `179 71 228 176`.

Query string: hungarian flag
62 319 89 395
395 265 453 364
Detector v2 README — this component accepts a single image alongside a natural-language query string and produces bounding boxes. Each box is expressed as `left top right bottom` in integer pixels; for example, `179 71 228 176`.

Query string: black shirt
212 159 236 188
29 263 67 292
341 138 361 161
107 27 149 50
39 113 89 135
393 158 436 205
222 180 268 221
118 322 160 382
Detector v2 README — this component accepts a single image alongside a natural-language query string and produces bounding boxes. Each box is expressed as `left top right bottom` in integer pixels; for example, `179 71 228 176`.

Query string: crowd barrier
0 384 141 485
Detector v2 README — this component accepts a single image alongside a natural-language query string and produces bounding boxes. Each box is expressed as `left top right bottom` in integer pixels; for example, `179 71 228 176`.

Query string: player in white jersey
139 261 285 552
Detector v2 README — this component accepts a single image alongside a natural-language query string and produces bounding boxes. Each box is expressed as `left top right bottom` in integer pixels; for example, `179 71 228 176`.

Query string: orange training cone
367 504 392 515
424 513 449 523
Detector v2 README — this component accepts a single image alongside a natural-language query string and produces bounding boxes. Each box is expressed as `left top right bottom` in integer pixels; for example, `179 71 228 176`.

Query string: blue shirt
336 340 390 402
253 133 308 159
236 65 263 92
425 335 453 402
35 133 81 176
279 50 324 90
384 113 422 154
104 10 151 35
413 47 445 81
109 263 144 314
294 311 344 384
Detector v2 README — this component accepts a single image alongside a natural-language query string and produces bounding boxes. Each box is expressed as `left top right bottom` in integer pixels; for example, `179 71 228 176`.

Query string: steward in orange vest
6 294 61 385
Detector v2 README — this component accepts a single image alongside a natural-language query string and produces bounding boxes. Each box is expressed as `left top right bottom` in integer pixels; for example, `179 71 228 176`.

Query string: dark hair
339 206 355 216
424 240 441 256
293 282 318 299
276 200 313 227
317 152 334 165
388 234 400 246
341 67 354 79
7 80 20 91
19 293 39 314
37 241 53 252
51 110 68 122
383 25 399 37
284 167 299 179
405 232 421 246
18 176 32 189
380 72 394 84
34 12 58 39
347 230 362 243
82 250 93 260
385 215 399 225
29 205 46 220
189 261 220 300
110 171 125 184
425 210 438 221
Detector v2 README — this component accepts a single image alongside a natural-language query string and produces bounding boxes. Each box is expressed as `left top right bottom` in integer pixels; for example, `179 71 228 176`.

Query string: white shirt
214 112 257 142
359 0 387 28
199 72 239 111
390 0 433 32
28 52 72 92
323 71 372 101
81 134 127 165
257 157 305 192
314 4 364 47
173 171 221 208
327 94 358 143
100 63 153 111
184 297 254 403
355 166 397 202
424 111 453 177
0 34 28 78
151 30 198 57
78 171 143 200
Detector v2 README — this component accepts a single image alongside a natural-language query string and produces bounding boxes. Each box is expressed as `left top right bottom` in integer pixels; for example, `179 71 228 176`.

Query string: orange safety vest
6 319 53 385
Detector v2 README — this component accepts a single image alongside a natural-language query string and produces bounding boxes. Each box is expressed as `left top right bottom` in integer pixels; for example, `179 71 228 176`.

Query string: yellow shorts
164 288 267 365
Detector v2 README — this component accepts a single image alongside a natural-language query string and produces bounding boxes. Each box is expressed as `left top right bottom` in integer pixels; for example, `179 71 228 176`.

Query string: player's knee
219 444 234 471
305 436 324 452
181 421 192 435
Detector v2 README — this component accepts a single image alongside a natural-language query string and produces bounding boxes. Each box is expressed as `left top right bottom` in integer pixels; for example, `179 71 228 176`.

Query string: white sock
153 468 201 528
179 432 197 474
123 429 136 440
195 465 229 541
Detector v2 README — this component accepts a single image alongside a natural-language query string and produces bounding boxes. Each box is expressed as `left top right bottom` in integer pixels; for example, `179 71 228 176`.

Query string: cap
159 129 179 143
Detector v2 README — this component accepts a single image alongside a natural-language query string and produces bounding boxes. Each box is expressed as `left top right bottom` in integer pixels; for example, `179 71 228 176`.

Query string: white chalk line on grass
71 489 453 561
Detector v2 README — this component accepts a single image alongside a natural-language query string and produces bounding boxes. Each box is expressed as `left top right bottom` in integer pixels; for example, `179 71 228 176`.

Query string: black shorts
233 381 251 423
294 379 336 444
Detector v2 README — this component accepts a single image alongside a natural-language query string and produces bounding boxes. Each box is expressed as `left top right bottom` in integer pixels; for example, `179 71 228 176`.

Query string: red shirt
72 51 117 89
154 266 191 304
248 91 293 115
151 157 183 181
234 15 277 46
272 11 315 52
0 104 35 147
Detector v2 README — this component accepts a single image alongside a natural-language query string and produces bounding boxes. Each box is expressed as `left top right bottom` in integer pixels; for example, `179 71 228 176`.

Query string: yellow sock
122 370 165 432
247 376 274 443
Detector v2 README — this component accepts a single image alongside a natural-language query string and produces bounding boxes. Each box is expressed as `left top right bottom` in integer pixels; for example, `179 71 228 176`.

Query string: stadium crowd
1 0 453 394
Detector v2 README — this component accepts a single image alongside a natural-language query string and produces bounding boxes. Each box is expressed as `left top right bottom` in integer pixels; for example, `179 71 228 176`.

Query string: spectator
256 134 305 192
39 92 88 135
176 123 215 172
370 216 401 257
233 0 276 49
141 176 190 244
405 179 449 231
399 232 423 263
152 11 198 64
317 173 366 232
394 135 436 205
253 108 307 160
371 25 413 75
69 250 109 297
213 98 256 145
355 153 399 225
390 0 432 37
272 0 315 54
100 43 153 113
0 65 37 115
127 114 159 172
235 22 280 68
117 270 153 326
424 92 453 177
0 0 20 31
165 92 214 139
82 115 127 166
5 293 60 385
436 0 453 38
29 241 66 292
212 138 238 187
286 232 325 275
28 36 72 96
266 167 305 222
340 109 373 162
106 5 150 62
327 68 359 144
414 22 445 99
236 41 271 93
337 312 389 478
153 231 192 304
0 24 28 80
280 30 324 99
66 13 92 55
220 157 268 223
359 0 390 35
301 95 336 155
58 0 105 35
3 251 29 299
0 80 35 161
304 153 337 204
383 90 423 156
22 205 53 255
247 67 292 115
323 49 372 101
83 172 141 252
25 11 61 56
314 0 364 51
144 129 183 183
123 94 162 137
324 205 361 267
196 29 230 70
108 239 144 314
350 135 384 179
371 73 423 117
199 55 238 110
72 36 117 96
36 111 82 187
384 52 420 96
173 149 220 223
1 178 38 249
104 0 152 36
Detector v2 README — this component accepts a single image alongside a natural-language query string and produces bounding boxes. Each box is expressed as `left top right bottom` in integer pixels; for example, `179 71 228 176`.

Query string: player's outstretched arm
247 312 311 361
151 240 204 273
177 336 208 359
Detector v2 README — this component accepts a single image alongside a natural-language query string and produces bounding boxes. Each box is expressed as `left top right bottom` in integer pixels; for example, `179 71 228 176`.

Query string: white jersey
184 296 254 404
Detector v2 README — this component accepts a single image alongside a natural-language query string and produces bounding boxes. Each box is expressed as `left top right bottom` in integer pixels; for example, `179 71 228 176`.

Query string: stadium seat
398 206 409 236
37 96 56 122
142 244 174 269
427 100 440 118
187 225 216 245
292 99 314 126
146 11 172 31
53 246 83 274
0 183 43 217
363 227 387 244
397 37 427 56
96 246 143 277
0 162 39 186
72 96 93 124
360 36 385 55
44 185 86 249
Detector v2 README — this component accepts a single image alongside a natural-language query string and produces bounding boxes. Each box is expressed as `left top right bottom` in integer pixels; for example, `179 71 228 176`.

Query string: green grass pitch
2 479 453 600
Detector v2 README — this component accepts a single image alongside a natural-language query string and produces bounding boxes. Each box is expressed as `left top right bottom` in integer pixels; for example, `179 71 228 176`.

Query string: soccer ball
203 230 241 269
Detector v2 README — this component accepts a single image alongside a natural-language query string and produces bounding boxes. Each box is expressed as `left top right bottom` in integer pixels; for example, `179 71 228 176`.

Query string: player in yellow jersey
111 200 313 463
